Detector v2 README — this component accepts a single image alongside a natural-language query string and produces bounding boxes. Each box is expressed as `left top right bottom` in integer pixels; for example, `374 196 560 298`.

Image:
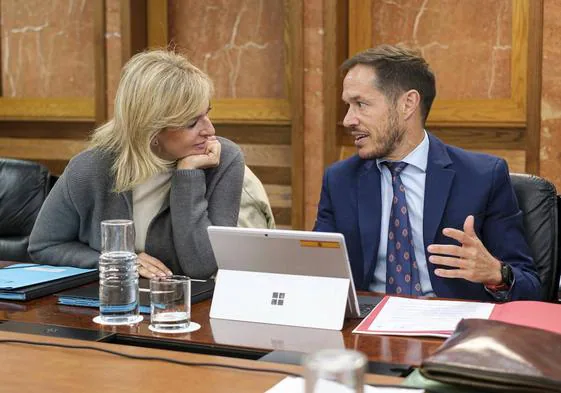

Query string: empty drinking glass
101 219 135 254
304 349 367 393
149 275 191 332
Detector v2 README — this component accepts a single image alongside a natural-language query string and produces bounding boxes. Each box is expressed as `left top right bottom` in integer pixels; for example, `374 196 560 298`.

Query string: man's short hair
341 45 436 124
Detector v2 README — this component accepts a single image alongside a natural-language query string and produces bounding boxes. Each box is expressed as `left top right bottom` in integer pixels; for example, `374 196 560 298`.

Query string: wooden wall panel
239 145 291 168
338 146 526 175
0 121 92 175
0 122 294 227
287 0 304 229
223 124 292 227
539 0 561 190
94 0 108 124
263 185 292 208
106 0 122 118
479 149 526 173
0 138 86 160
250 166 291 186
525 0 544 174
272 207 291 229
218 124 291 145
338 126 526 151
0 121 93 139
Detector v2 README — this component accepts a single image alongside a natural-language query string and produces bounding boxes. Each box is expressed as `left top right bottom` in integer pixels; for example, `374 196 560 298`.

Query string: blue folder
0 263 98 301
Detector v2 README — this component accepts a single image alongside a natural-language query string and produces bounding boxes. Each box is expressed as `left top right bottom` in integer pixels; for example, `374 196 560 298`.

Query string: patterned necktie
383 162 422 296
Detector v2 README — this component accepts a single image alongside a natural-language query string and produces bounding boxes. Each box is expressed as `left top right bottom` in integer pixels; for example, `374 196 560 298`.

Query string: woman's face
153 105 215 161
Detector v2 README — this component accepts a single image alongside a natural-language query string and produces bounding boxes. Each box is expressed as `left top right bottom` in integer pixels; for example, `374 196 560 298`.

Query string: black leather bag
420 318 561 392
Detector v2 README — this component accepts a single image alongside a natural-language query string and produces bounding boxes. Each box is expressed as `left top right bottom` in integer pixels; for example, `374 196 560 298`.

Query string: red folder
490 300 561 334
353 296 561 337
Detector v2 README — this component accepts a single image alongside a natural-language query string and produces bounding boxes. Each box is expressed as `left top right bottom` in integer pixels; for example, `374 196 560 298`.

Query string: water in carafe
99 251 140 324
97 220 142 325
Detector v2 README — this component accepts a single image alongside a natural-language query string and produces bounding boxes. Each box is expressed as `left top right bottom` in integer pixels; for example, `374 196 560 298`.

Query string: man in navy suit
314 45 540 301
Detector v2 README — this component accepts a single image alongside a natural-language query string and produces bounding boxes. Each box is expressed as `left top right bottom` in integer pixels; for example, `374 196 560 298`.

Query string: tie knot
384 161 408 175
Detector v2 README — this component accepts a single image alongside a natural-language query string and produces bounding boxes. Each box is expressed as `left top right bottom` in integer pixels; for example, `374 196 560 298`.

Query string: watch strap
486 263 513 292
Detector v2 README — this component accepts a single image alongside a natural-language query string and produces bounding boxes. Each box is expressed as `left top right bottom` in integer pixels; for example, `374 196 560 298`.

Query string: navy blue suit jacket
314 134 541 301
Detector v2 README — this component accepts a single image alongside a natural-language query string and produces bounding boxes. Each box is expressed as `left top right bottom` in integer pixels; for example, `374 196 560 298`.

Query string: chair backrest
558 195 561 300
0 158 51 262
510 173 560 302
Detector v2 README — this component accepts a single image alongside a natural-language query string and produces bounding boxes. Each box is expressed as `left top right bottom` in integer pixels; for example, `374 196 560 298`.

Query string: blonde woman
29 50 244 279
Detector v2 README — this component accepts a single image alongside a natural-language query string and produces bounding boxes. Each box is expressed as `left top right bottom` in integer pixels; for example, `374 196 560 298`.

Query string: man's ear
400 89 421 121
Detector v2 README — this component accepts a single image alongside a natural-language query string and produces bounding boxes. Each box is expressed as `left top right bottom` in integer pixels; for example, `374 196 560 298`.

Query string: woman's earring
153 139 159 146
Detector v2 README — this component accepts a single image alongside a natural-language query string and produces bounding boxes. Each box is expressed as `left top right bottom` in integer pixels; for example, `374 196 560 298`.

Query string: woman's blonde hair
90 49 214 192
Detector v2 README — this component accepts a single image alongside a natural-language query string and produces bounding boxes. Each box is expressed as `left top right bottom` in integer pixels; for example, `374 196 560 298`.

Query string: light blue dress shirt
369 131 435 296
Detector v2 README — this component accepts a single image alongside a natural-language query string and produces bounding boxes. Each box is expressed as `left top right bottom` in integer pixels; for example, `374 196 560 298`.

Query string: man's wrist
486 259 503 286
485 262 514 292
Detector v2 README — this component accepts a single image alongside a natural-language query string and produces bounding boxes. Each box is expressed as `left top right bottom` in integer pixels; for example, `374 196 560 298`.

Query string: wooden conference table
0 330 403 392
0 261 446 387
0 284 443 370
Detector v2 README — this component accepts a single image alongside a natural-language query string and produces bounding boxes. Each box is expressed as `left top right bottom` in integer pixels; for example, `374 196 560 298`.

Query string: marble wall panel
1 0 95 97
168 0 285 99
105 0 121 118
371 0 512 100
540 0 561 190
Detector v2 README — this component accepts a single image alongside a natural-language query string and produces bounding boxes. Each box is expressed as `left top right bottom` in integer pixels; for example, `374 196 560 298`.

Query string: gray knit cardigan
28 136 244 279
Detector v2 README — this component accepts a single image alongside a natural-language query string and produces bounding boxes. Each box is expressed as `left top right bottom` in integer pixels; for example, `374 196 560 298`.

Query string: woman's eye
186 107 211 128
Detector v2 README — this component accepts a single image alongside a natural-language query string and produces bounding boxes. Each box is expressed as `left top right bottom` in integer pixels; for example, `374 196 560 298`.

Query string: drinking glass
150 275 191 332
101 219 135 254
304 349 367 393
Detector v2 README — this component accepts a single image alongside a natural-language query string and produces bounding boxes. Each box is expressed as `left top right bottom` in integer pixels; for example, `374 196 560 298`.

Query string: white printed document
353 296 494 338
266 376 424 393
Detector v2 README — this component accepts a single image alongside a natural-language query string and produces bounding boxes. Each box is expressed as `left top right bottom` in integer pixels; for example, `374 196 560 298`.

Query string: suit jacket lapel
423 134 455 248
358 160 382 289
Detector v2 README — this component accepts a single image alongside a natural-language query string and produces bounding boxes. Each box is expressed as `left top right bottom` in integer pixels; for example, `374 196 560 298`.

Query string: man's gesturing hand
427 215 502 285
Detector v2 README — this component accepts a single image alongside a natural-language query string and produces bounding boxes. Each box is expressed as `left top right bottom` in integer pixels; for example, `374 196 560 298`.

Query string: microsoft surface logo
271 292 285 306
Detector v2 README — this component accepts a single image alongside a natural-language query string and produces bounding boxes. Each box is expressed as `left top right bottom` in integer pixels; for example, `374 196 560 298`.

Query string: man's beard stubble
361 109 407 160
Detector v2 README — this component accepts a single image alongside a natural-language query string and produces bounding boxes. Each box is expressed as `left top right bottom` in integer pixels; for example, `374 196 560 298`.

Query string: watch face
501 264 514 286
